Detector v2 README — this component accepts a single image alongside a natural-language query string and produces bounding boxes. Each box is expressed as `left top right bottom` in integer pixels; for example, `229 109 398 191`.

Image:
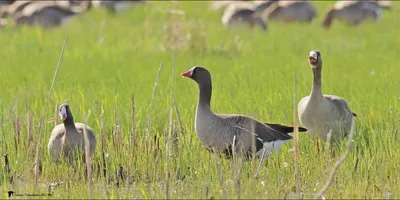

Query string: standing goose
298 51 357 146
181 66 307 159
261 0 317 23
322 0 382 29
13 1 91 28
221 2 267 31
48 103 96 163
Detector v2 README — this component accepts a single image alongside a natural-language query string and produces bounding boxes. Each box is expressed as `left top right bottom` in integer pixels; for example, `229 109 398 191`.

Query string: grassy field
0 1 400 199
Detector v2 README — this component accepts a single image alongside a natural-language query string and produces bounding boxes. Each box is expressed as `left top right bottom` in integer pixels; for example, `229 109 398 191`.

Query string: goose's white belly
298 98 344 141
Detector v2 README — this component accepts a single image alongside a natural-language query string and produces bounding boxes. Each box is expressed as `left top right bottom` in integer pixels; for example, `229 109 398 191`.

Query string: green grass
0 1 399 199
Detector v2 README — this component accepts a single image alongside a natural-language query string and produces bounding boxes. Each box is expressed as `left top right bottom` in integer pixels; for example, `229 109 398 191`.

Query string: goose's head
181 66 212 85
59 103 71 122
308 50 322 68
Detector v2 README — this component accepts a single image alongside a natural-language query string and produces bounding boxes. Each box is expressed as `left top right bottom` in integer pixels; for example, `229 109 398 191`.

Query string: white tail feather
256 139 291 157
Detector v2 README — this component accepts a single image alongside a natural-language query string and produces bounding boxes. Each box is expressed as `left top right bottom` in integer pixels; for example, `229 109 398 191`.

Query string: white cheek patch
309 51 318 60
59 106 67 120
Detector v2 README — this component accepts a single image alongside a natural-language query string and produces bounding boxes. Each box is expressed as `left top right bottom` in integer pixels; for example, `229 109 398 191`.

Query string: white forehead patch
187 66 197 76
309 51 318 60
59 106 67 120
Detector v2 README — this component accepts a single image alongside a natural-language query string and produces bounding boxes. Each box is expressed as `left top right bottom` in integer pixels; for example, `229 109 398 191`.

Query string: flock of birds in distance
0 0 383 181
0 0 393 30
215 0 392 30
0 0 144 28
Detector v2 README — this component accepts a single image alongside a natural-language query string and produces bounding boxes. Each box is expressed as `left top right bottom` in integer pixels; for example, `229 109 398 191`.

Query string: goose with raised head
262 0 317 23
322 0 382 29
181 66 307 159
222 2 267 31
48 104 96 163
298 51 357 146
13 1 91 28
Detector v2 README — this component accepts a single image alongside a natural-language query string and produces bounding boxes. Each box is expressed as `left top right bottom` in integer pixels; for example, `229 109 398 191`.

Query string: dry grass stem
83 112 93 199
146 62 164 140
173 95 184 135
131 93 136 148
27 111 33 145
54 102 58 127
34 36 68 186
165 54 176 199
314 117 357 199
100 107 109 198
212 149 226 199
293 71 301 198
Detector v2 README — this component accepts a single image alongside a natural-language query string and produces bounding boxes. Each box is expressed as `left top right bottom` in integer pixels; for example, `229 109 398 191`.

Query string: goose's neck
197 82 212 111
310 67 323 99
63 117 76 130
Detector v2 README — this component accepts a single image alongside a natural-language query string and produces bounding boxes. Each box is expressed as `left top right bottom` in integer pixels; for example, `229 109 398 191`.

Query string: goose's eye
196 68 200 72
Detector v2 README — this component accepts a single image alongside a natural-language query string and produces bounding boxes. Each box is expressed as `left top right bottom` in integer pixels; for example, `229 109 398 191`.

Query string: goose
261 0 317 23
298 51 357 147
48 103 96 163
181 66 307 159
210 1 237 12
13 1 91 28
322 0 382 29
0 1 32 20
253 0 279 14
376 0 391 10
91 0 143 13
221 2 267 31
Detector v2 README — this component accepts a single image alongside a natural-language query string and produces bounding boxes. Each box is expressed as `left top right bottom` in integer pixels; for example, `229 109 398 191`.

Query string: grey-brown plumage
0 0 32 20
92 0 143 13
221 2 267 31
262 0 317 23
253 0 279 14
322 0 382 29
48 103 96 163
298 51 357 145
181 66 307 159
13 1 91 28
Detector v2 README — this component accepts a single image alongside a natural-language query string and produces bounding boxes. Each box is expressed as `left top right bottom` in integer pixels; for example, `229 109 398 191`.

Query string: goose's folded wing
218 114 293 142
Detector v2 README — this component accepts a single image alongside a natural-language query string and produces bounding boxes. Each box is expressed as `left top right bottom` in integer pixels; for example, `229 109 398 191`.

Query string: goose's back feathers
218 114 295 142
262 0 317 22
221 2 256 26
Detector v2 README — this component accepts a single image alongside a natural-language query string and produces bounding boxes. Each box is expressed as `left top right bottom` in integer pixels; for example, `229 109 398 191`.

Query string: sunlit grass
0 1 399 199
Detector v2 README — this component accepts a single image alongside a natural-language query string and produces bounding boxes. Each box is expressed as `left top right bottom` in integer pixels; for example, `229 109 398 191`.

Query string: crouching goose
48 103 96 163
298 51 357 146
181 66 307 159
221 2 267 31
322 0 382 29
261 0 317 23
